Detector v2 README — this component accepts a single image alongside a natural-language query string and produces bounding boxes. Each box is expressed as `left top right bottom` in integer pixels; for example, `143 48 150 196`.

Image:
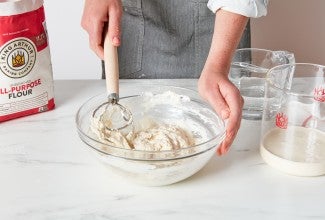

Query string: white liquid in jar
260 126 325 176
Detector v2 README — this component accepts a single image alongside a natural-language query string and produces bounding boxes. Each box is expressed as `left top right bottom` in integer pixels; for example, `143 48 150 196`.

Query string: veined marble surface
1 79 325 220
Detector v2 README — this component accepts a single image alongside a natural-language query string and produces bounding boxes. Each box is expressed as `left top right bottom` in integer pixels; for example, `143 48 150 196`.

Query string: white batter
90 91 197 151
90 116 195 151
91 115 195 151
260 126 325 176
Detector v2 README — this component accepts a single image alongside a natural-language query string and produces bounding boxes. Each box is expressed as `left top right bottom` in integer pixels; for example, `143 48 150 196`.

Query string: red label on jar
314 86 325 102
276 112 288 129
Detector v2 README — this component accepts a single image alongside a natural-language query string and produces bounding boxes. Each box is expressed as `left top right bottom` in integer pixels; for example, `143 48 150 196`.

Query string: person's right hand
81 0 122 60
198 67 244 156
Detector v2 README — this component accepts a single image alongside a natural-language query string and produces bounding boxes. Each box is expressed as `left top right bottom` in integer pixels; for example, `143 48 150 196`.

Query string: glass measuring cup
260 63 325 176
229 48 295 120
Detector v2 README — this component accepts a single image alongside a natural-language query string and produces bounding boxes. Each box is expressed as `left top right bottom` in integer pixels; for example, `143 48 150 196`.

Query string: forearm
204 10 249 75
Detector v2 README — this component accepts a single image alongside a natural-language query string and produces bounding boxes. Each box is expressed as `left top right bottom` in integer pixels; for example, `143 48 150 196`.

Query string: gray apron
102 0 250 79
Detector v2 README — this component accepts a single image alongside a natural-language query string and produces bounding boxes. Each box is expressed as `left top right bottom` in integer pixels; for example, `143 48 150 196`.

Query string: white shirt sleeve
207 0 268 18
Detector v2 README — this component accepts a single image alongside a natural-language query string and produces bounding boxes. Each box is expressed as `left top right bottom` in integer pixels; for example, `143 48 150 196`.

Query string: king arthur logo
12 51 25 67
0 38 36 78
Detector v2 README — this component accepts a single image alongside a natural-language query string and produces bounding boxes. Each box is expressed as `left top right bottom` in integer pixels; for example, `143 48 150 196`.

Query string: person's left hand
198 68 243 156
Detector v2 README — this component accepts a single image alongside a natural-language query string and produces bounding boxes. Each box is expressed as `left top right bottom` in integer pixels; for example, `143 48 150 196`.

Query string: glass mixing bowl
76 86 225 186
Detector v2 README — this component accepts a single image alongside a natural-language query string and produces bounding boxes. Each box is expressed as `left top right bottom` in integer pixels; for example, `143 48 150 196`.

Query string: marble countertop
1 79 325 220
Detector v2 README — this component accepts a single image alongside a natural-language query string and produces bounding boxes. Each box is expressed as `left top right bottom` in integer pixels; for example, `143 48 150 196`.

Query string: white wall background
44 1 101 80
44 0 325 80
251 0 325 66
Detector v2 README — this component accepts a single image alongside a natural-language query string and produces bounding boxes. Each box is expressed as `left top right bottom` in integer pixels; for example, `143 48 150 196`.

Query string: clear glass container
260 63 325 176
230 48 295 120
76 86 225 186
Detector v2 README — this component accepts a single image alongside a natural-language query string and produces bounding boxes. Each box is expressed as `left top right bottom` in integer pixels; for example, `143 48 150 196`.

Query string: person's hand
81 0 122 59
198 68 243 156
198 9 248 155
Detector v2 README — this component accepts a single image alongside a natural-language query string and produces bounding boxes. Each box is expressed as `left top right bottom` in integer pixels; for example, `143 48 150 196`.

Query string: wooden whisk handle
104 33 119 102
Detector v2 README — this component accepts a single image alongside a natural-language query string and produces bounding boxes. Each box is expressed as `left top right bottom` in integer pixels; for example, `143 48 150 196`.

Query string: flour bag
0 0 54 122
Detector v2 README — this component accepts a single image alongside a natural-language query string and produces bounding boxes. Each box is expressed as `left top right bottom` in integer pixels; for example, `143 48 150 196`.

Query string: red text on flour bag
0 0 55 122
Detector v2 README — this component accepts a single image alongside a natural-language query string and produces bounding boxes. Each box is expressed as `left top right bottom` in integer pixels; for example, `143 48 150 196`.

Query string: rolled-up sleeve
207 0 268 18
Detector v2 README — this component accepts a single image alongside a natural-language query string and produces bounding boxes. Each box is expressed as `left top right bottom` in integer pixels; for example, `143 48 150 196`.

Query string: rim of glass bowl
75 86 226 161
235 47 274 54
266 63 325 98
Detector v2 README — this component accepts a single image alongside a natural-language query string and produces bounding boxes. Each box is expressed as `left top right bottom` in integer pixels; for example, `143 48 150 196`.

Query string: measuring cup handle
104 33 119 101
274 50 295 64
284 51 295 64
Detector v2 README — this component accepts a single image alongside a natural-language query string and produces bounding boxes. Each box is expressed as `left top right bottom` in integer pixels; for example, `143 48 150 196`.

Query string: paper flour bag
0 0 54 122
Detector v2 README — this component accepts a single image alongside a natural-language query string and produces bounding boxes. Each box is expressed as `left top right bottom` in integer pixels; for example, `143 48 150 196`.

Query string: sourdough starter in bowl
260 126 325 176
